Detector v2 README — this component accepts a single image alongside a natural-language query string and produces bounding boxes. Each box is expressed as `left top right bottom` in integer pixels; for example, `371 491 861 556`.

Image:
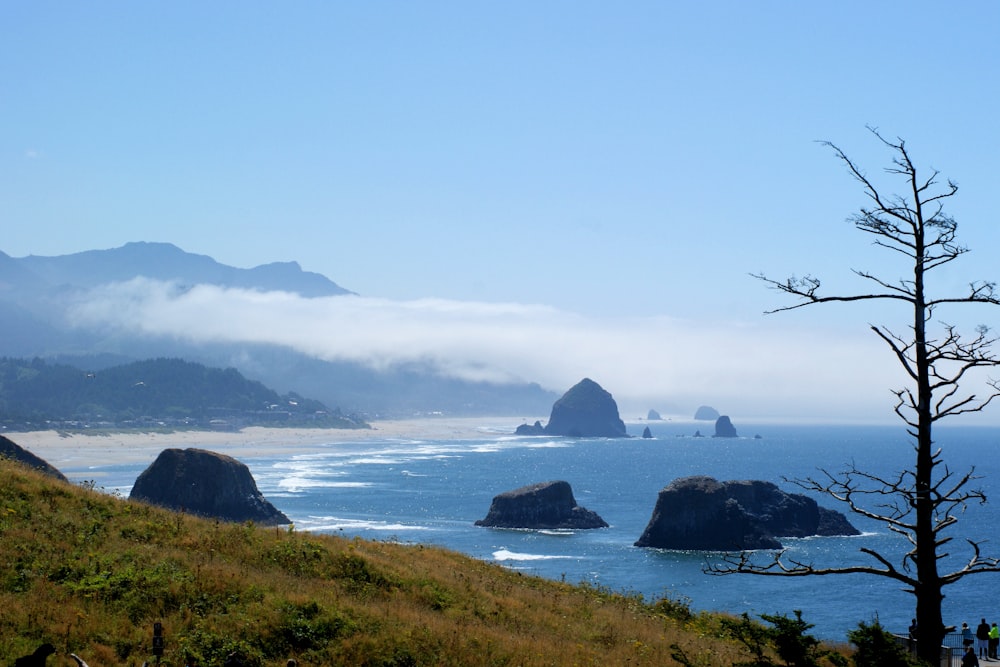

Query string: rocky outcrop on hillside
130 448 289 525
714 416 738 437
694 406 720 421
475 480 608 530
541 378 628 438
0 435 68 482
634 475 859 550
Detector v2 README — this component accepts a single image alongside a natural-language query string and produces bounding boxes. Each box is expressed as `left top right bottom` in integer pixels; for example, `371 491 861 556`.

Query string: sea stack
475 480 608 530
542 378 628 438
130 448 289 525
713 416 738 438
634 475 859 550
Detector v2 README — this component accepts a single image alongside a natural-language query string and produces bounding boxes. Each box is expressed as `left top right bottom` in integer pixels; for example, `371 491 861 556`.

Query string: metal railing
892 632 988 667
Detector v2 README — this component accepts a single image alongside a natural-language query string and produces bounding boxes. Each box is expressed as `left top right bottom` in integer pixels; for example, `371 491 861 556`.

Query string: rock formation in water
713 415 738 437
634 475 859 550
541 378 628 438
130 447 289 525
475 480 608 529
694 405 720 421
515 420 546 435
642 426 653 438
647 409 662 421
0 435 68 482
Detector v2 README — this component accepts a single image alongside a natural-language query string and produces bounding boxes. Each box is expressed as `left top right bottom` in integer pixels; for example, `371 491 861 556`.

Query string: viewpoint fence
894 632 989 667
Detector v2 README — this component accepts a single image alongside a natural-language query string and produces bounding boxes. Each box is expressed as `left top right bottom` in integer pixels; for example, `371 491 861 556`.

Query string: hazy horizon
5 3 1000 424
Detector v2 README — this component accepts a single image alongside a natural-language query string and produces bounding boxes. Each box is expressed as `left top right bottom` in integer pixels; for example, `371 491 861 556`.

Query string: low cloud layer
69 278 911 422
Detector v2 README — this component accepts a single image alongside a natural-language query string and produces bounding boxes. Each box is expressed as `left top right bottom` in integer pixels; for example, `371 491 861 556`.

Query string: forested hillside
0 357 367 430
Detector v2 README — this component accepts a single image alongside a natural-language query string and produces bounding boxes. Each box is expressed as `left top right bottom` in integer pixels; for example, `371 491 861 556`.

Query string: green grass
0 458 813 666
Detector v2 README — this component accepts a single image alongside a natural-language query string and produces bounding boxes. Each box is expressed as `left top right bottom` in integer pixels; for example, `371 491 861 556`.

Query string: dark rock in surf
0 435 68 482
130 448 289 525
713 416 738 438
634 475 859 550
647 409 662 421
642 426 653 438
475 480 608 529
515 420 546 436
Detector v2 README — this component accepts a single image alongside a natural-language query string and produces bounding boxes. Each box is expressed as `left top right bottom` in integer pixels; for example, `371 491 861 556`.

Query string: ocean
71 421 1000 642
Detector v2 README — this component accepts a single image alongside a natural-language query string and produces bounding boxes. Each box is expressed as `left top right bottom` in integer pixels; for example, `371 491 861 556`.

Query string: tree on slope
708 127 1000 665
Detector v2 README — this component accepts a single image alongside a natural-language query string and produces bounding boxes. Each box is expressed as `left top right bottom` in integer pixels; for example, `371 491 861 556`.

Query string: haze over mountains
0 242 556 417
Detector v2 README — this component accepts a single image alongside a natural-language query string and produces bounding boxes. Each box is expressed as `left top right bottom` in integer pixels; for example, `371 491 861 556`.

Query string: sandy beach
8 416 536 470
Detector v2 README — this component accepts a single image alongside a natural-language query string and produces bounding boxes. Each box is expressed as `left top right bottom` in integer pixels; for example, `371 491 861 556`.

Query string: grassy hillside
0 458 795 667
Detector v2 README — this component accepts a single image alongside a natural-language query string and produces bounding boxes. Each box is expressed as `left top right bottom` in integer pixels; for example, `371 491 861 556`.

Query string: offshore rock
647 409 662 421
543 378 627 438
475 480 608 530
130 448 289 525
714 415 738 437
634 475 859 550
515 420 546 436
694 405 720 421
0 435 68 482
642 426 653 438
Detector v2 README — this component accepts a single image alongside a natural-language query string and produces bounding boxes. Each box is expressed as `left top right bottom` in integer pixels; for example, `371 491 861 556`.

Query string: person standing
964 623 975 650
964 646 982 667
989 622 999 660
978 619 991 658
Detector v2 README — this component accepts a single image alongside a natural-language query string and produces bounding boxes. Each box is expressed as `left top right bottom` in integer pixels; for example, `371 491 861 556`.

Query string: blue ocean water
75 421 1000 641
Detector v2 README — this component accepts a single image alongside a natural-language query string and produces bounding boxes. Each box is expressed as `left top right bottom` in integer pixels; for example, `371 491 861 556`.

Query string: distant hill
12 241 353 297
0 356 367 431
0 243 558 417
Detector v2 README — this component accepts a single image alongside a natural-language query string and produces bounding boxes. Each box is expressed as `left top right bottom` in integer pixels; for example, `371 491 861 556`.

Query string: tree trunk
913 227 945 665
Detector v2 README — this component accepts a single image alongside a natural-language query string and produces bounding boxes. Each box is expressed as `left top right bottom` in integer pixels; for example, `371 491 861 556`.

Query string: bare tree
707 127 1000 665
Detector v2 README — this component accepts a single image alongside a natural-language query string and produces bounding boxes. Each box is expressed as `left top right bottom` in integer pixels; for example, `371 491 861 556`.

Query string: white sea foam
492 549 578 561
525 441 571 449
299 516 428 532
278 476 372 493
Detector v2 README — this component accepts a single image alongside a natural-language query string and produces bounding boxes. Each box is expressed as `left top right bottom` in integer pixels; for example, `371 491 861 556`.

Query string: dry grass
0 458 764 666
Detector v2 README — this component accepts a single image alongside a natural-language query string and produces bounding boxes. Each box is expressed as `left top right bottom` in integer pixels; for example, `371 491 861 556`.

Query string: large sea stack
130 448 289 525
543 378 628 438
713 416 738 437
475 480 608 529
634 475 859 550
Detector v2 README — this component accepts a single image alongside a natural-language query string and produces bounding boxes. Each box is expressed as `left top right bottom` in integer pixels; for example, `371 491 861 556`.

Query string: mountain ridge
0 242 557 417
14 241 354 298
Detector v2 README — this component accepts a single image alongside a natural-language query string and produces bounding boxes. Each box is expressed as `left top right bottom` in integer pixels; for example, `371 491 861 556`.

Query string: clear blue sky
4 2 1000 422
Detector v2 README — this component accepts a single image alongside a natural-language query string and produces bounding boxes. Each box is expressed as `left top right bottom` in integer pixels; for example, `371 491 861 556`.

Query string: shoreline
6 416 537 470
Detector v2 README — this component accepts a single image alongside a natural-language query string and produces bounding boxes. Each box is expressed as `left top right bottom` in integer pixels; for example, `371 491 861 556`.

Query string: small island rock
0 435 68 482
475 480 608 529
714 415 738 438
642 426 653 438
647 409 662 421
515 420 546 436
130 448 289 525
634 475 859 551
694 405 720 421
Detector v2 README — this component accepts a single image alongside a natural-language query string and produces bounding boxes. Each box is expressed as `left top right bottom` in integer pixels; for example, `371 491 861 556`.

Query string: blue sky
4 2 1000 422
